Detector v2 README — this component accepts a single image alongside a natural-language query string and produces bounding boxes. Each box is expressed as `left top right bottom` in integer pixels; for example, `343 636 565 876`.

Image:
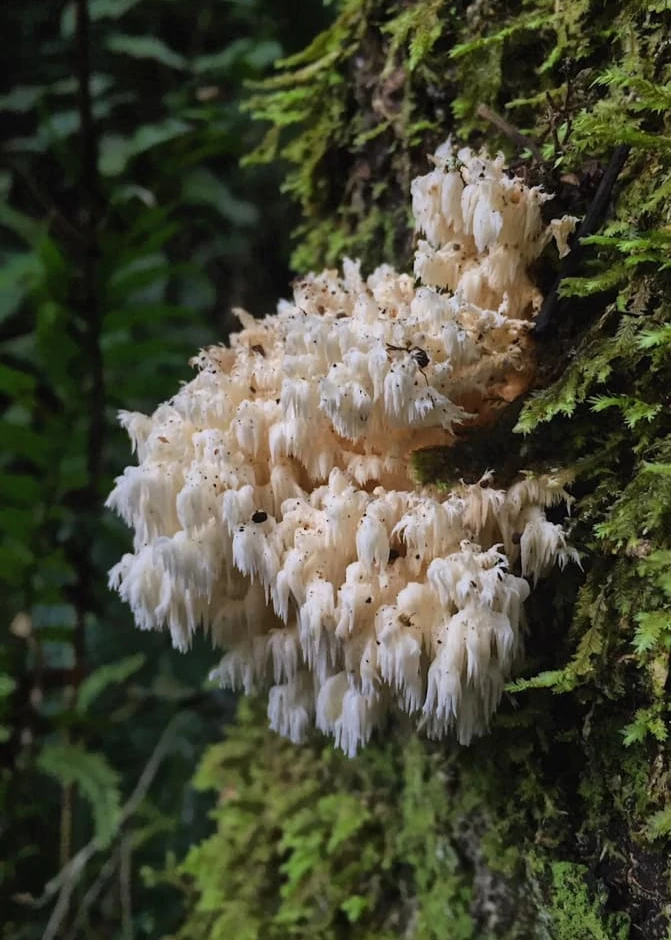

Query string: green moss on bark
160 702 637 938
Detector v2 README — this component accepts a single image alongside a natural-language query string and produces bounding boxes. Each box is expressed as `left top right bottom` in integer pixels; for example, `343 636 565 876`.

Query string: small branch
42 842 98 940
39 714 186 939
477 104 543 161
65 848 121 940
75 0 105 500
57 9 104 924
59 781 73 869
120 834 133 939
533 144 631 337
0 158 87 246
575 144 631 242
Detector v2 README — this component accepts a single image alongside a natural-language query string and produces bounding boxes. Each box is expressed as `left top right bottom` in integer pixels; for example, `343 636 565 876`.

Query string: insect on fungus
386 342 431 383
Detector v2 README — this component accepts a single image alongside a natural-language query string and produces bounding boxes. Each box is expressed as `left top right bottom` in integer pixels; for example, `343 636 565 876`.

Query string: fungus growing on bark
107 143 579 755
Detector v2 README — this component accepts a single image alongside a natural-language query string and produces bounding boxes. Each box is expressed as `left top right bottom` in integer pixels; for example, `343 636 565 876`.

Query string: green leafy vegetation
37 743 121 850
163 701 634 940
0 1 330 936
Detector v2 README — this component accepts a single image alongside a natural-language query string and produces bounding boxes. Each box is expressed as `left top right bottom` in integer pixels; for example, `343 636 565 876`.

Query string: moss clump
243 0 466 272
171 0 671 935
158 700 467 940
244 0 661 274
542 862 629 940
162 700 638 939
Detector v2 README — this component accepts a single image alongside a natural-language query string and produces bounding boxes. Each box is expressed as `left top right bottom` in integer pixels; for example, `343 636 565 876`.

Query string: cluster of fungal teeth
107 142 579 754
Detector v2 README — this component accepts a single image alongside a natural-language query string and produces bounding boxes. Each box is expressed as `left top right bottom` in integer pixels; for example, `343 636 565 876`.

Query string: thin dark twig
0 158 86 245
546 92 563 156
562 71 574 145
65 848 121 940
75 0 105 498
40 714 187 940
55 2 106 921
533 144 631 337
72 0 105 654
477 104 543 161
120 834 133 939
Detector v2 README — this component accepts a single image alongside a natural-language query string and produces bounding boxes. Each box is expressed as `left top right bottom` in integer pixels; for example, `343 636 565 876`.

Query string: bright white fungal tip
107 143 579 755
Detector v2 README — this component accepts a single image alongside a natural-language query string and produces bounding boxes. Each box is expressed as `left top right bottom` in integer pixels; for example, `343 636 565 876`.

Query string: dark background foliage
0 2 330 937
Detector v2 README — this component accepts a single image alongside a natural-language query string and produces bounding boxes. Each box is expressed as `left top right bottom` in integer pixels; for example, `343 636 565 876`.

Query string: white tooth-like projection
107 143 579 755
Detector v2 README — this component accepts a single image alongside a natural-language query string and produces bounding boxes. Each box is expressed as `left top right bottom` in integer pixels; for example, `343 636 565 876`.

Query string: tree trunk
176 3 671 937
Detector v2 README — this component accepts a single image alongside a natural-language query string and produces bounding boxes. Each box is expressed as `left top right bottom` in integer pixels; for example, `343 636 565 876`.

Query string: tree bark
184 3 671 936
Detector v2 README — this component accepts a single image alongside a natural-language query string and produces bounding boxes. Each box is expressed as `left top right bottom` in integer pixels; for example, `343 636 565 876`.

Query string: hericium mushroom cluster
107 142 579 755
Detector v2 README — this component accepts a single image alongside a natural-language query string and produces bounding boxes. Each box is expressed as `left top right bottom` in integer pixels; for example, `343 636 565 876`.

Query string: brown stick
533 144 631 337
477 104 543 161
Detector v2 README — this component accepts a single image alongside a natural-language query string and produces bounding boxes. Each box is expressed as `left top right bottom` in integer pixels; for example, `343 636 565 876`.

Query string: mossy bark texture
173 2 671 937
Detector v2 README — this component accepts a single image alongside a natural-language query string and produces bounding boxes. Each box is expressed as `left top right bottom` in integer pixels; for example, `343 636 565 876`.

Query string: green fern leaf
632 611 671 654
645 807 671 840
37 742 122 847
77 653 145 713
505 670 566 693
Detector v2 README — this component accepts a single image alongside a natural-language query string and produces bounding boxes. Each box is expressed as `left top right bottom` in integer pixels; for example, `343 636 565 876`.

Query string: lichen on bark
168 1 671 936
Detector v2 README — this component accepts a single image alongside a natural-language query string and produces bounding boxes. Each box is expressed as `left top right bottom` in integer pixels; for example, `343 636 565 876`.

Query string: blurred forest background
0 1 331 936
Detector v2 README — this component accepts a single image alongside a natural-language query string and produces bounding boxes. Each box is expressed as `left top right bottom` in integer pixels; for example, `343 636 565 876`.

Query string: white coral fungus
107 144 579 755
